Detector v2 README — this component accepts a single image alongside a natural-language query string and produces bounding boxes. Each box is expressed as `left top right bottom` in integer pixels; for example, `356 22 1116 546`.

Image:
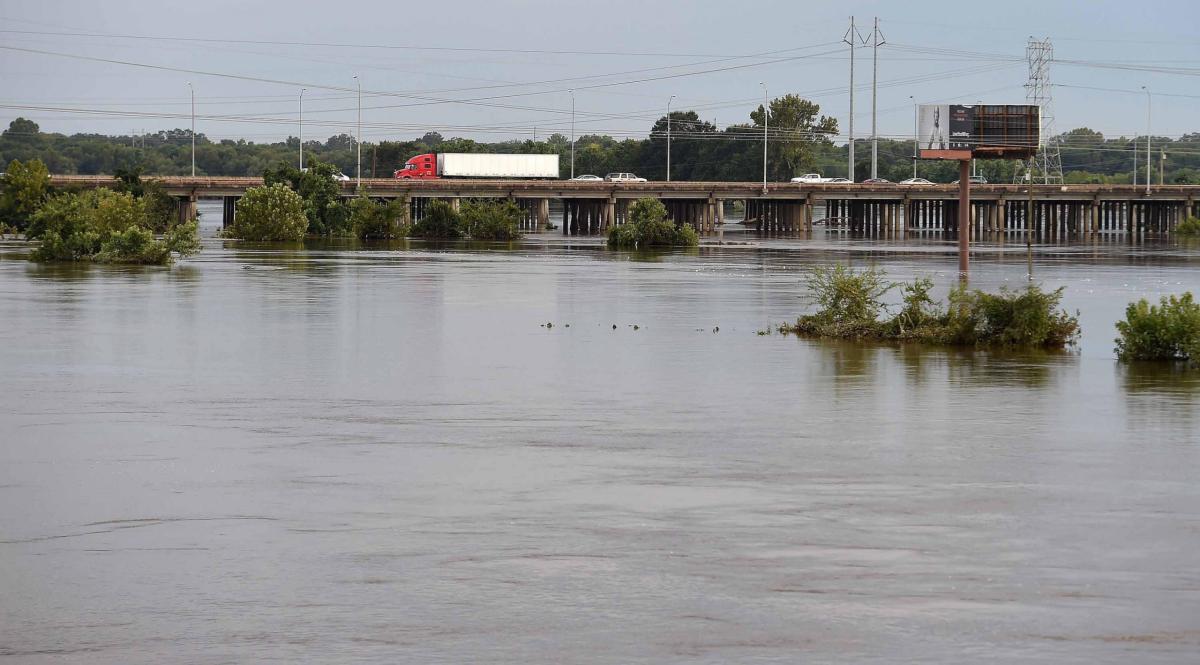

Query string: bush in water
606 197 699 249
1115 292 1200 366
222 184 308 241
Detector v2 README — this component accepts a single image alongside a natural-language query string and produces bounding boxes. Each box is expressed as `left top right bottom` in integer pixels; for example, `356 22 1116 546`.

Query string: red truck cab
394 153 438 179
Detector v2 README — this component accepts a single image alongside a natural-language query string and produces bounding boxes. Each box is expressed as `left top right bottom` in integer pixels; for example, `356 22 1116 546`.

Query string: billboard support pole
958 159 970 279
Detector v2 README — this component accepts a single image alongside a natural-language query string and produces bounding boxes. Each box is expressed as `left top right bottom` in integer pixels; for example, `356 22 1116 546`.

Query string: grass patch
779 265 1079 350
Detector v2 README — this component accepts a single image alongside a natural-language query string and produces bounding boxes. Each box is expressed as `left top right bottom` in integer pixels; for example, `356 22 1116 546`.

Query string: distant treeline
3 98 1198 184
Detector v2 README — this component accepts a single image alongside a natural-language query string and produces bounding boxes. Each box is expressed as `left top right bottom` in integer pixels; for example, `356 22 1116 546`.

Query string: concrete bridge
48 175 1200 238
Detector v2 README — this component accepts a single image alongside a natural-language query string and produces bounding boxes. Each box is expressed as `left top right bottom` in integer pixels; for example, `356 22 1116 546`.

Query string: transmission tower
1018 37 1063 184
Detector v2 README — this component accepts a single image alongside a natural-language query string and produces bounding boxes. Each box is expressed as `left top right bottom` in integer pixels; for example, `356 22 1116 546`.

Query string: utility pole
760 82 768 193
843 17 861 182
1142 86 1151 195
666 95 675 181
354 76 362 189
870 17 884 180
186 82 195 177
569 89 575 179
299 88 306 170
909 95 917 179
1160 148 1165 185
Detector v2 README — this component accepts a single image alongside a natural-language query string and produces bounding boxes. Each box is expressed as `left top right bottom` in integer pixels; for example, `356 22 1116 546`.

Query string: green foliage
1115 293 1200 365
112 165 179 231
263 158 349 235
223 184 308 241
27 188 198 264
0 158 50 230
461 199 522 240
781 267 1080 350
1176 216 1200 236
349 195 410 240
606 197 699 249
95 226 170 264
409 199 464 239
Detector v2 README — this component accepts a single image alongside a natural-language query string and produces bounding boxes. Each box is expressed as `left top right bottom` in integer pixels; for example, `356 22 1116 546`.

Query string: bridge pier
177 193 197 225
221 195 238 228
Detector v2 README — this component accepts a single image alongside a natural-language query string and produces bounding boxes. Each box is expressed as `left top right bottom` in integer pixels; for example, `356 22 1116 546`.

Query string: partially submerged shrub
1115 292 1200 365
28 189 199 265
461 199 522 240
349 195 410 240
780 266 1079 350
222 183 307 241
408 199 464 239
607 197 699 249
1176 216 1200 237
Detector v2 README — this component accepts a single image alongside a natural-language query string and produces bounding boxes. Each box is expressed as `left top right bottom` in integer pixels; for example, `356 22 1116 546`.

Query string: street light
569 89 575 179
909 95 917 179
187 81 195 177
1141 85 1151 195
760 82 768 193
666 94 676 182
299 88 307 170
354 76 362 189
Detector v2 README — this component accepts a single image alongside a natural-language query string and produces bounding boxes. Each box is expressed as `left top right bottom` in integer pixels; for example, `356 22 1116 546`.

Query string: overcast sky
1 0 1196 145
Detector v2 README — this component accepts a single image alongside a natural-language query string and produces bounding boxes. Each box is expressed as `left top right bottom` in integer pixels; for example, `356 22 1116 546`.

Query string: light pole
354 76 362 189
187 81 195 177
910 95 917 179
760 82 768 193
299 88 306 170
666 94 676 181
569 89 575 179
1141 85 1151 195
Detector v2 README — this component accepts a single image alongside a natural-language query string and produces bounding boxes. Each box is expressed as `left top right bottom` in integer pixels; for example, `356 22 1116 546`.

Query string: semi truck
394 153 560 179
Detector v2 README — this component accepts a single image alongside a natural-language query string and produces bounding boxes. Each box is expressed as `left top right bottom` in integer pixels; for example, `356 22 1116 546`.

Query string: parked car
899 177 934 185
605 172 646 182
570 174 603 181
862 178 891 184
951 175 988 185
790 173 831 183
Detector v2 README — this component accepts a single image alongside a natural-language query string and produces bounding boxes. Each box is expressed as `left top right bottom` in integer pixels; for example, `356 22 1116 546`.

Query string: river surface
2 214 1199 663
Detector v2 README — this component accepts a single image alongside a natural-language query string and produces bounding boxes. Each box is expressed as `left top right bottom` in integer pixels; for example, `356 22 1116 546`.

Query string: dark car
862 178 892 184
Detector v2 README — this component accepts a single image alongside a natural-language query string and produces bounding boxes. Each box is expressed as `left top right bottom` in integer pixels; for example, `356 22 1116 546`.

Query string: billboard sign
918 104 1039 160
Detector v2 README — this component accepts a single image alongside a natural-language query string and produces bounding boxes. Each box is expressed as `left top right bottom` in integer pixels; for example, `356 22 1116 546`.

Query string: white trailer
437 153 559 179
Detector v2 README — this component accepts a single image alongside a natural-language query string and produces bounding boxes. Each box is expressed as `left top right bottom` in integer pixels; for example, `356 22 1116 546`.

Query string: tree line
2 94 1198 184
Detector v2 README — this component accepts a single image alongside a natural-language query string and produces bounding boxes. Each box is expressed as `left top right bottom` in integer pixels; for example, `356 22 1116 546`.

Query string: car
605 172 646 182
951 175 988 185
301 167 351 182
826 177 852 183
862 178 891 184
790 173 829 183
899 177 934 185
570 174 603 181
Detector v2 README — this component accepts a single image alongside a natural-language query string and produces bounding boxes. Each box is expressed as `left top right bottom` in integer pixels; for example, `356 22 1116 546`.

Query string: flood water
2 208 1199 663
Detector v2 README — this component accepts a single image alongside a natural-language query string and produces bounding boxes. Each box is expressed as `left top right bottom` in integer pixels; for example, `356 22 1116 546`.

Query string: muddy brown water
2 220 1199 663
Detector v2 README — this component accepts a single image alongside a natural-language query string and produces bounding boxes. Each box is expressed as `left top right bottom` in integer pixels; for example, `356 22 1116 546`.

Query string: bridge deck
47 175 1200 202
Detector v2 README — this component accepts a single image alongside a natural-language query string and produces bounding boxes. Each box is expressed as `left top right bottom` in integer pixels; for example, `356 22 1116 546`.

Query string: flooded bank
1 232 1198 663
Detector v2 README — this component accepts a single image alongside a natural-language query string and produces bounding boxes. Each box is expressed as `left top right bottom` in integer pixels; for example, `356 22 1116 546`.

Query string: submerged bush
461 199 522 240
780 266 1079 350
1176 216 1200 237
408 199 464 239
1115 292 1200 365
222 184 307 241
607 197 699 249
28 189 199 265
349 195 410 240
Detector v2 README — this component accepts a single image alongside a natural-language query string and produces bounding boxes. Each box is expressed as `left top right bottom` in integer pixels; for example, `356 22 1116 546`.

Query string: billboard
919 104 1039 159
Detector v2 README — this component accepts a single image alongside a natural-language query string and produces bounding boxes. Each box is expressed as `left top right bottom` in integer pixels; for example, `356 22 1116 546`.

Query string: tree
0 158 51 230
750 94 838 181
28 188 198 264
224 184 308 241
349 195 409 240
420 131 444 146
460 199 522 240
263 158 348 235
408 199 463 239
606 197 698 249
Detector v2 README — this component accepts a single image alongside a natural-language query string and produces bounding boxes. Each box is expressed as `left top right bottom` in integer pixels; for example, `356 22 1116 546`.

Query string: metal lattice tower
1019 37 1063 184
